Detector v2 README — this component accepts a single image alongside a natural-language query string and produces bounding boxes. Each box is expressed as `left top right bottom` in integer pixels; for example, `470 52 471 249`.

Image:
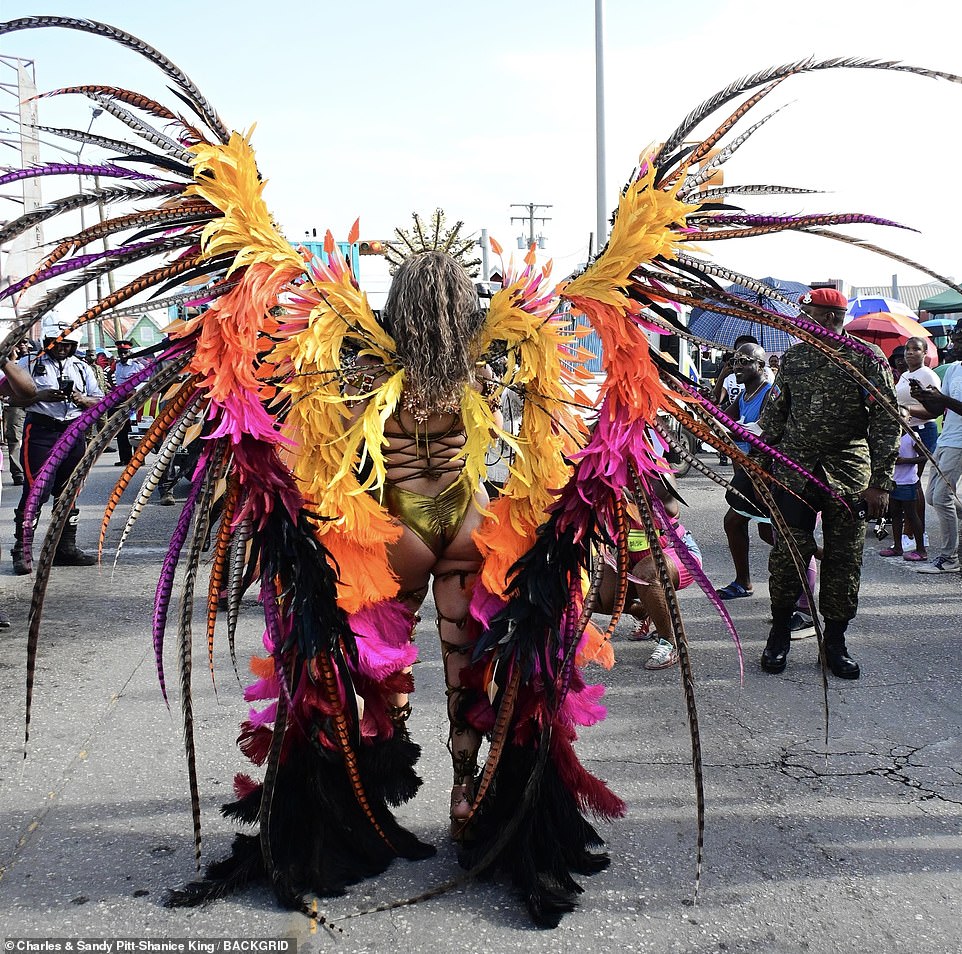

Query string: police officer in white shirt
10 318 104 574
112 339 147 465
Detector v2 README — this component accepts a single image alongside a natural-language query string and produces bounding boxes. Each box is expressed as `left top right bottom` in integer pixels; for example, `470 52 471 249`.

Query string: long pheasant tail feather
100 377 199 558
0 182 182 249
629 466 704 900
113 407 198 570
0 17 230 142
600 497 630 643
454 665 521 837
225 515 253 681
33 84 179 120
178 444 225 867
152 464 205 709
312 652 395 851
205 476 241 688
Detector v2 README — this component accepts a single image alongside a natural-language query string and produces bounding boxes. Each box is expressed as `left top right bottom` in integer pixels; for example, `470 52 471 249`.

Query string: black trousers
117 418 133 463
15 416 85 518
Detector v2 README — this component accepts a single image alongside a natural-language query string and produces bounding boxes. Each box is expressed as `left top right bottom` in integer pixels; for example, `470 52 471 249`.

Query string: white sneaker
917 555 961 574
644 638 679 670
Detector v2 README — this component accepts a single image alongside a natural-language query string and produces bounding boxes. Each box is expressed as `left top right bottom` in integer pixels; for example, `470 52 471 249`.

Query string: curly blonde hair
382 251 484 412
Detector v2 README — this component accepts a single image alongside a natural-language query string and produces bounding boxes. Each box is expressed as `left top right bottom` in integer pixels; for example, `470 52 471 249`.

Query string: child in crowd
879 407 927 562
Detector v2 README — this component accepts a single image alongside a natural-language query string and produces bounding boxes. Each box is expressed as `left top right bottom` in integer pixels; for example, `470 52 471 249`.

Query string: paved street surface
1 459 960 954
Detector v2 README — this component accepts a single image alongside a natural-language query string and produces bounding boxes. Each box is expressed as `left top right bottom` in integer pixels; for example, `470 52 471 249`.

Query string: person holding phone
9 317 104 574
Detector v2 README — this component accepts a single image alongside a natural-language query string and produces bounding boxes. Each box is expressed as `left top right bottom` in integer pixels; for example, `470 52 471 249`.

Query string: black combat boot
11 510 30 576
823 619 860 679
53 519 97 567
761 608 793 673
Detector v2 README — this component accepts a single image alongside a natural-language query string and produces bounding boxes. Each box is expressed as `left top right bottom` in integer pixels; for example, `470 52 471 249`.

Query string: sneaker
626 618 655 641
0 607 9 629
917 555 961 574
159 491 176 506
644 638 678 670
789 611 816 640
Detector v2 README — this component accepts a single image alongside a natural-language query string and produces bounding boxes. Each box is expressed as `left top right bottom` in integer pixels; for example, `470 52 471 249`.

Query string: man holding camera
9 318 104 574
757 288 899 679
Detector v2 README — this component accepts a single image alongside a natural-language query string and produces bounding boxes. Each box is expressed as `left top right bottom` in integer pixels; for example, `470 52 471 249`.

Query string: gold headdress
384 209 482 276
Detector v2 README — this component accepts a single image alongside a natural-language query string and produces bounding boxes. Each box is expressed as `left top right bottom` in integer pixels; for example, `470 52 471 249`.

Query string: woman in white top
895 336 942 547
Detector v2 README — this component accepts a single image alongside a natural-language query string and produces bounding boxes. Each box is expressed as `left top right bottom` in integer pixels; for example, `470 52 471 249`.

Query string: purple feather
259 576 300 729
152 447 211 708
651 494 745 682
674 379 843 504
696 212 913 231
0 163 159 186
1 241 162 301
782 314 888 363
20 358 162 563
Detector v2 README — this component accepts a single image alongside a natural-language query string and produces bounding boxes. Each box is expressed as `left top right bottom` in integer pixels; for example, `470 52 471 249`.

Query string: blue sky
3 0 962 295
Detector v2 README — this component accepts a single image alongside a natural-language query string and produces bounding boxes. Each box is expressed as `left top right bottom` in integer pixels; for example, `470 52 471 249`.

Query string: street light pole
594 0 608 252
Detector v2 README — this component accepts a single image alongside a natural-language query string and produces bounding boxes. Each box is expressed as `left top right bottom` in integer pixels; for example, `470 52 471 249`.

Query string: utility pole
510 202 552 248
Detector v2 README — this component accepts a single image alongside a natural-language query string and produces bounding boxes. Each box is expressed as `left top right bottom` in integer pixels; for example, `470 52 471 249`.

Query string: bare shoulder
342 350 388 396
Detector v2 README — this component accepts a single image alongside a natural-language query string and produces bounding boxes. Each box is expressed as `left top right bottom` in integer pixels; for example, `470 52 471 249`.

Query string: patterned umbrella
845 311 936 361
688 276 809 353
846 296 919 320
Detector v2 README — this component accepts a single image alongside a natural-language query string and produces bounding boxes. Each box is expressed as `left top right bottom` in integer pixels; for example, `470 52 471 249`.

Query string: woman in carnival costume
4 15 961 926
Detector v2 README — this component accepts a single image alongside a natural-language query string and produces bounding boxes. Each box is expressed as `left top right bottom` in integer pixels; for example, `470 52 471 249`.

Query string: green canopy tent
918 288 962 314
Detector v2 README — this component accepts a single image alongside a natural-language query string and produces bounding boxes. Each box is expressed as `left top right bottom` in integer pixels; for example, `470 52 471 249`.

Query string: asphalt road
1 458 960 954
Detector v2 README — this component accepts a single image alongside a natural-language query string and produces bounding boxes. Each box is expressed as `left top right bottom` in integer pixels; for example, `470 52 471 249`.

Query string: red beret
799 288 847 310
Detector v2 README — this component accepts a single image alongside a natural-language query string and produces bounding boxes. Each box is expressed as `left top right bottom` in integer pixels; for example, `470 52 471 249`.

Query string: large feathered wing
447 58 960 924
2 15 437 915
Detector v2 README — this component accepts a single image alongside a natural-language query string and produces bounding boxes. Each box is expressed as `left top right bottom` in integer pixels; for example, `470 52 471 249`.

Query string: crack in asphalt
589 737 962 806
777 740 962 805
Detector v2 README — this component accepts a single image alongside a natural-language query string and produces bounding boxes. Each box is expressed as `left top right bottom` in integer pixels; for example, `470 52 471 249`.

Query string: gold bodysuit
373 412 475 556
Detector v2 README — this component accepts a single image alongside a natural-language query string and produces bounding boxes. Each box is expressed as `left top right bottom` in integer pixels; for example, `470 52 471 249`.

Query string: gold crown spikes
383 209 482 277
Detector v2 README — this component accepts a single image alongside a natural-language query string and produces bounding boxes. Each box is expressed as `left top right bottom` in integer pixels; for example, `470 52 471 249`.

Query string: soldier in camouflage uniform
757 288 899 679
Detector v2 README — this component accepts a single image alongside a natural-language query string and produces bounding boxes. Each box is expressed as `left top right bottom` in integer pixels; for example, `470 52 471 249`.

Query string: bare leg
592 559 651 636
628 554 680 643
722 507 752 590
903 493 927 558
890 500 905 553
433 495 487 824
915 467 927 541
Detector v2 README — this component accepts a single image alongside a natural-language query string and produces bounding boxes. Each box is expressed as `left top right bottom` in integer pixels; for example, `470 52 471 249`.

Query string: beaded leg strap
387 700 413 725
439 629 479 785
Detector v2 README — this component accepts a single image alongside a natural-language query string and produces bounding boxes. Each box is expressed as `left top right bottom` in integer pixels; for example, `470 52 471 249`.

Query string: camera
58 376 75 397
852 497 870 521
